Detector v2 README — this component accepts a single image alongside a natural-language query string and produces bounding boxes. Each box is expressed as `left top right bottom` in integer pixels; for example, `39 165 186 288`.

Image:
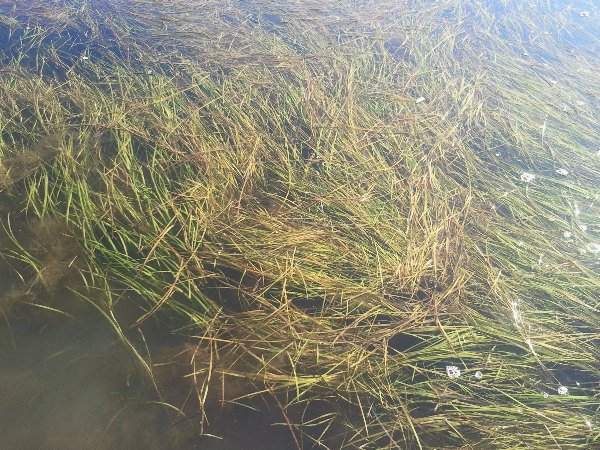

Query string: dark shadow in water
0 23 123 79
387 332 424 354
264 13 285 27
384 38 414 63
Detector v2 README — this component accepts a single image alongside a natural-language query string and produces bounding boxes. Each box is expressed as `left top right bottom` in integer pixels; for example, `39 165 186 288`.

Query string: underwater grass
0 0 599 448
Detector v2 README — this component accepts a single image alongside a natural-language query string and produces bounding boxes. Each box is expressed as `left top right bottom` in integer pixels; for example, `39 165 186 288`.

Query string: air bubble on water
446 365 461 379
520 172 536 183
557 385 569 396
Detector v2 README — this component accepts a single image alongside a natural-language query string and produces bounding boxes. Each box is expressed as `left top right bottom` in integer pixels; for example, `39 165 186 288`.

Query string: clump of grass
0 0 599 448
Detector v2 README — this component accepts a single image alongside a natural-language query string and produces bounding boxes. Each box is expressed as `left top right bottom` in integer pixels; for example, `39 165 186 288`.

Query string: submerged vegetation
1 0 599 448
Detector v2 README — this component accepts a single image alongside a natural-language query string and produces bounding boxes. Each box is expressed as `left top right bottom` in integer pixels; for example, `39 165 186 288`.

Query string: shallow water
1 0 599 448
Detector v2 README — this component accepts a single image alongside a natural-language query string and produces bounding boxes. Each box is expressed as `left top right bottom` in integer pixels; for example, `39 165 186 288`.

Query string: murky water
1 310 186 448
0 310 313 448
0 209 310 447
0 267 308 448
0 211 191 447
0 207 356 447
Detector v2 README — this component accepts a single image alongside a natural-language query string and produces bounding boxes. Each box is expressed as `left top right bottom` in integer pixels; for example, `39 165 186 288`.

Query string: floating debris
520 172 536 183
525 337 537 356
573 202 581 218
557 386 569 396
579 224 588 232
575 101 586 106
543 392 549 399
474 371 483 380
446 365 461 379
81 55 89 60
563 231 572 239
415 96 426 104
541 118 547 138
580 11 590 17
555 168 568 176
511 301 522 326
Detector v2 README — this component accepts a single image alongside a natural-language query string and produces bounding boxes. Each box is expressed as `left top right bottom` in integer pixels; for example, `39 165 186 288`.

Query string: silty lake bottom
0 0 599 448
